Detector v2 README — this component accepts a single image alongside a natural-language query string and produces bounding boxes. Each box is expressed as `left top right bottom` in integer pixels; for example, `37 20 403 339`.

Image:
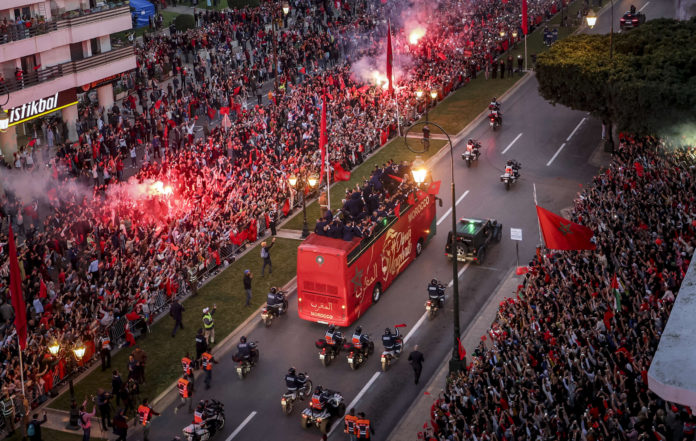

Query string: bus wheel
415 238 424 257
372 284 382 303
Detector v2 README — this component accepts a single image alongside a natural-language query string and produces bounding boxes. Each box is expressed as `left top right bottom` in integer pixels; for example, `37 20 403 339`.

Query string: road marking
546 143 567 166
329 372 381 436
447 263 471 288
226 411 257 441
501 133 523 154
566 118 586 141
639 1 649 12
403 311 428 345
437 191 470 226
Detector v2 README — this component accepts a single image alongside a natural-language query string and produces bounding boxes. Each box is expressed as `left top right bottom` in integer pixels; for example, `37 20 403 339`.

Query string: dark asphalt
138 1 676 440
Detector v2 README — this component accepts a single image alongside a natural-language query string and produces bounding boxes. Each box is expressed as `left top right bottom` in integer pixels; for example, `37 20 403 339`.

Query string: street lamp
405 121 463 374
416 89 438 123
499 30 506 38
289 172 317 238
47 340 85 430
48 340 60 357
282 1 290 17
586 9 598 28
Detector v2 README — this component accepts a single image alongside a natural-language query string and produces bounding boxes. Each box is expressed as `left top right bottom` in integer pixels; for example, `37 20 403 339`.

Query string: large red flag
536 206 596 251
319 95 328 184
386 21 394 97
427 180 441 195
332 162 351 181
8 226 27 350
522 0 528 35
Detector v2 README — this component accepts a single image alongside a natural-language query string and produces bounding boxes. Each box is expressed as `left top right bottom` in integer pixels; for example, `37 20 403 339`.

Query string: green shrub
173 14 195 31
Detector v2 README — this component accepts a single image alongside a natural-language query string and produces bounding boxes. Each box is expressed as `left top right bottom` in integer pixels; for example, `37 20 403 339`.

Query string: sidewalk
388 269 523 441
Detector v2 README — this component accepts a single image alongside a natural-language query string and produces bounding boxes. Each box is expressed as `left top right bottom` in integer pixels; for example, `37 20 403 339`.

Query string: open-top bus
297 193 437 326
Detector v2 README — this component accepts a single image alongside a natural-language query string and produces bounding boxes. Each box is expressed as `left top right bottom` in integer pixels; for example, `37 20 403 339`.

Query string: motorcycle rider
324 325 344 348
490 97 501 111
630 4 636 14
310 386 331 413
489 98 502 124
351 327 371 357
382 328 401 354
466 139 481 157
285 367 301 394
236 336 252 361
505 160 521 178
427 279 445 308
266 287 285 314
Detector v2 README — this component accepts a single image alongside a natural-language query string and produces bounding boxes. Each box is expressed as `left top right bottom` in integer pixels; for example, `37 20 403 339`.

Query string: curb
387 268 522 440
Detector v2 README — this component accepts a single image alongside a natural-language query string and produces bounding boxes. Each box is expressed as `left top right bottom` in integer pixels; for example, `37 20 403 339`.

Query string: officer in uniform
355 412 375 440
137 398 159 441
200 352 218 389
181 353 195 391
98 332 112 371
174 372 193 414
195 329 207 367
202 305 217 344
344 407 358 441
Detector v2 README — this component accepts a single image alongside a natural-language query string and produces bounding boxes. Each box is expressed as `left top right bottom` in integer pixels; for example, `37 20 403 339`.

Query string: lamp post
68 341 86 429
405 121 464 374
272 1 290 91
289 172 318 238
0 87 9 132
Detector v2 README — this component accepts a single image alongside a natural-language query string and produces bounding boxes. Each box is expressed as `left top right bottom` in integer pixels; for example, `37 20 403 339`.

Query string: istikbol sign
7 89 78 127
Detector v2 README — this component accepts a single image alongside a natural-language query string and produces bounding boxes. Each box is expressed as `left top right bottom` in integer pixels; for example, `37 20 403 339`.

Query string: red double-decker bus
297 194 437 326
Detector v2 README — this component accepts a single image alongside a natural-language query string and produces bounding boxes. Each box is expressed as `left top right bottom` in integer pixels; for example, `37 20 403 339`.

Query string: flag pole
17 335 25 397
533 183 543 246
326 144 331 212
524 35 528 71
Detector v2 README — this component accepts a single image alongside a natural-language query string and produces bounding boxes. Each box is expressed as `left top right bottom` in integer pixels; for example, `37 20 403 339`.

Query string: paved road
140 1 675 440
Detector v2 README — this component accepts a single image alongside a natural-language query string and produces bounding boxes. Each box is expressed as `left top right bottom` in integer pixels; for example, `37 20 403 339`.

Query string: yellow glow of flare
151 181 173 196
408 27 426 45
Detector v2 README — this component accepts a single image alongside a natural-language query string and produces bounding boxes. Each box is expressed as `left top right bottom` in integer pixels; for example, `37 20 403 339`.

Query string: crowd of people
424 137 696 441
0 0 571 416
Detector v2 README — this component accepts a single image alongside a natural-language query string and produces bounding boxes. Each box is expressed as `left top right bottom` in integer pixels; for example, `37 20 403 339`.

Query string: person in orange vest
343 407 358 441
136 398 159 441
181 353 195 392
355 412 374 440
174 372 193 414
200 352 218 390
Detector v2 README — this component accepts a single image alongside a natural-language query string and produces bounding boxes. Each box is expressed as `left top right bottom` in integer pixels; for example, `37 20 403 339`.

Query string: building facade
0 0 136 159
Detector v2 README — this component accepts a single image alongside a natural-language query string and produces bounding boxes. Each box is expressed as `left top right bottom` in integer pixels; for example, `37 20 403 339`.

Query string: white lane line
226 411 257 441
639 1 649 12
436 191 469 226
546 143 567 167
566 118 586 141
501 133 523 154
403 311 428 345
447 263 471 288
328 372 381 436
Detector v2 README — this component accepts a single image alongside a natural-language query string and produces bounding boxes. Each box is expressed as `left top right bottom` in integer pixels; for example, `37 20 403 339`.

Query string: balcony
3 45 136 108
0 3 132 59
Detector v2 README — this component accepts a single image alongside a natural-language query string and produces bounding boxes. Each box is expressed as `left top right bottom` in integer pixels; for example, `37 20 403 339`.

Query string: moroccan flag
233 86 241 96
386 20 394 97
264 213 271 228
387 174 403 183
522 0 528 35
39 279 47 299
333 162 351 181
219 107 230 115
299 66 306 74
407 192 415 205
427 180 441 195
8 226 27 350
457 338 466 360
319 95 328 184
282 199 290 216
536 205 596 250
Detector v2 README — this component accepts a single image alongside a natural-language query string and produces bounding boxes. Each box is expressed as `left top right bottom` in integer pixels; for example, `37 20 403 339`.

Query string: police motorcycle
233 337 259 379
488 99 502 131
315 325 344 367
462 139 482 167
260 288 288 327
380 324 406 372
182 400 225 441
344 327 375 370
281 369 313 415
300 386 346 434
426 279 446 320
500 160 521 191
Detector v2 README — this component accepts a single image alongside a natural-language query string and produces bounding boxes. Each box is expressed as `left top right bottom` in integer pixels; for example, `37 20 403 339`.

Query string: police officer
98 332 112 371
236 336 251 361
266 287 285 313
200 351 218 389
137 398 159 441
344 407 358 441
351 327 370 357
195 329 207 367
355 412 375 440
427 279 445 308
284 367 300 394
174 372 193 414
181 353 195 391
202 305 217 344
325 325 343 347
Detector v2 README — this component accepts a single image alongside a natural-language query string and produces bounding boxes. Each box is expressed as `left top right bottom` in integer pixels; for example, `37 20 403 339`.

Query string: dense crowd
1 0 569 410
424 137 696 441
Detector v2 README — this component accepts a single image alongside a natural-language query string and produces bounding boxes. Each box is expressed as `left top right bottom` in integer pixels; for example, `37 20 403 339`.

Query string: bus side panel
296 248 351 326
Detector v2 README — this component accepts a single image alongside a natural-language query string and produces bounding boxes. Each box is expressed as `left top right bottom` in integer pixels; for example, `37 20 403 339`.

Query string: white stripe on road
328 372 381 436
639 1 650 12
226 411 257 441
546 143 567 166
437 190 470 226
403 311 428 345
566 118 586 141
447 263 471 288
501 133 523 154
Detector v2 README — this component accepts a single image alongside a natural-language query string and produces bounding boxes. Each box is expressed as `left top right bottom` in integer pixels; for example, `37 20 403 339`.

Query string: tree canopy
536 18 696 135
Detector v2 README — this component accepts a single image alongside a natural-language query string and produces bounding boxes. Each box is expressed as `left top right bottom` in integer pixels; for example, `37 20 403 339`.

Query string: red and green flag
536 205 596 251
